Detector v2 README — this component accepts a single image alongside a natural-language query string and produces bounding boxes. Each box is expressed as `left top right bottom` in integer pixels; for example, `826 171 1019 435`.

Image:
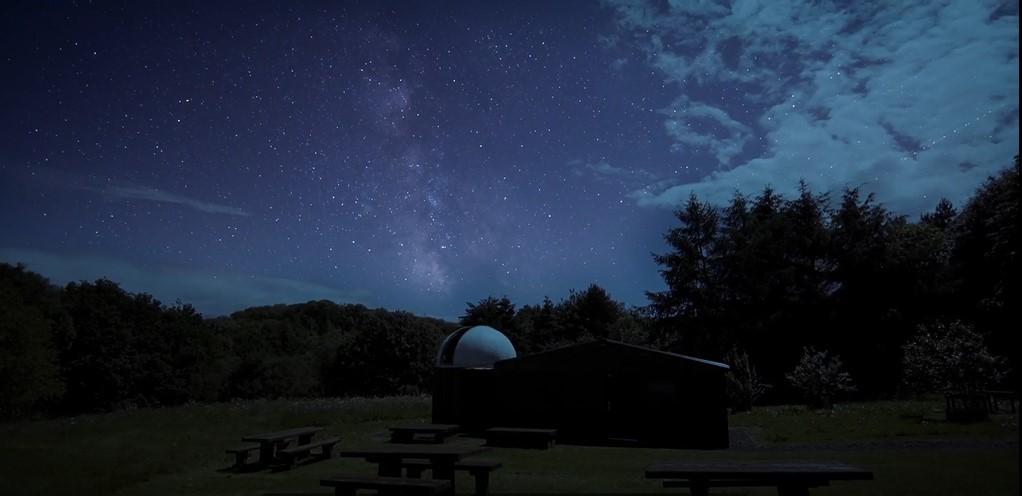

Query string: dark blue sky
1 0 1018 319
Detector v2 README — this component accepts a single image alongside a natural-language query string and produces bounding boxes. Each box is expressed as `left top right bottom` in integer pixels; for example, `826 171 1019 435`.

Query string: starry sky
1 0 1018 319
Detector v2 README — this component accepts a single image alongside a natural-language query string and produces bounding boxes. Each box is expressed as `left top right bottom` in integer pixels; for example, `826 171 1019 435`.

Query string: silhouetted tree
920 198 957 230
0 264 67 416
511 296 562 353
826 188 897 393
648 194 722 354
60 279 144 411
559 284 622 341
460 296 516 333
773 183 832 364
329 310 447 396
950 155 1020 380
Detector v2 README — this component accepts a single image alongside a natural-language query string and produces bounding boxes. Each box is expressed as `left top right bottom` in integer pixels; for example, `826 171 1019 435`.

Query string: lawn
0 396 1016 495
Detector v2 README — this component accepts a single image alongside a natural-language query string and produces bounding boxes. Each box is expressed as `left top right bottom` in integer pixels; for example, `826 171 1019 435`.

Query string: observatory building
432 326 730 449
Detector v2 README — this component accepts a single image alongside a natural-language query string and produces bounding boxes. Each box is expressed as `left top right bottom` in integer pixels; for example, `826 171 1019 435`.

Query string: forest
1 156 1016 418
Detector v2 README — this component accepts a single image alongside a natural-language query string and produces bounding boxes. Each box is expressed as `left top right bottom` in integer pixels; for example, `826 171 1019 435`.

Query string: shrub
786 347 855 409
902 320 1007 394
724 347 769 412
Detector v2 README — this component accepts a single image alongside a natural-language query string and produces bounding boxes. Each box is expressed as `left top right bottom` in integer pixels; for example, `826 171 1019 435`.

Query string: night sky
1 1 1018 319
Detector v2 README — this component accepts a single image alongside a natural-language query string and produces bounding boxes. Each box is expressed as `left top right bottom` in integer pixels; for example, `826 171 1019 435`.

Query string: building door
605 372 642 443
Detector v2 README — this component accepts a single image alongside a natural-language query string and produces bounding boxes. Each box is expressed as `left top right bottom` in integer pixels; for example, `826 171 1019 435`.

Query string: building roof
493 339 729 371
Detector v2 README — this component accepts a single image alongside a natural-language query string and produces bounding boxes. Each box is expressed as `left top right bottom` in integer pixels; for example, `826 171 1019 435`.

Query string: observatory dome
436 325 517 368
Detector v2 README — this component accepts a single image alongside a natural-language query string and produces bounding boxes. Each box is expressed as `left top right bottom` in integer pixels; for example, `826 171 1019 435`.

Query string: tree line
0 273 455 417
646 156 1018 401
1 155 1016 417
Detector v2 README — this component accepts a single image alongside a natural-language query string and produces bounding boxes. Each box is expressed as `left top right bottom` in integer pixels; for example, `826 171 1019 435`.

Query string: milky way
1 1 1017 318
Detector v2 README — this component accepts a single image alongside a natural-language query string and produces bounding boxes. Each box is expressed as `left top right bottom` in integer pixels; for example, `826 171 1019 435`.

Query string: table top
388 423 460 434
646 461 873 481
242 426 324 443
340 443 488 460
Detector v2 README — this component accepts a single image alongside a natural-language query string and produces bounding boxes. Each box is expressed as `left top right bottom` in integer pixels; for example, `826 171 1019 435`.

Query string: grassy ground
728 398 1018 444
0 396 1016 495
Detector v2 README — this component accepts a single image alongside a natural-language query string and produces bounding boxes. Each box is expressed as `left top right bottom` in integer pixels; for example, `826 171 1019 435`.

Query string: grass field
0 396 1016 495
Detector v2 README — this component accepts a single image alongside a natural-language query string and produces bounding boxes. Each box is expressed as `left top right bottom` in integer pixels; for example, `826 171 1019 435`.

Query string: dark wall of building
432 340 729 449
432 367 497 432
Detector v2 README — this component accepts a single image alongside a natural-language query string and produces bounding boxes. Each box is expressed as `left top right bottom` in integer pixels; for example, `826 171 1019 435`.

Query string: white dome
436 325 517 368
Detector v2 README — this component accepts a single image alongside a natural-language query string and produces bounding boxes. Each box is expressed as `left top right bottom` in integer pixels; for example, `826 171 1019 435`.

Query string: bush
902 320 1007 394
786 347 855 409
724 347 769 412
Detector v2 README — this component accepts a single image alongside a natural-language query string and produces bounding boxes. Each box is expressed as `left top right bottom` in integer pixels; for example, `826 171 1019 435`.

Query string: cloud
0 248 369 316
660 97 754 165
570 159 657 185
107 185 250 216
609 0 1019 215
2 165 251 217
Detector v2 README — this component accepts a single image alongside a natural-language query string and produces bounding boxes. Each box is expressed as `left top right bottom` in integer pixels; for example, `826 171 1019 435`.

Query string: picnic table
339 443 489 494
389 423 460 443
646 460 874 496
241 426 324 465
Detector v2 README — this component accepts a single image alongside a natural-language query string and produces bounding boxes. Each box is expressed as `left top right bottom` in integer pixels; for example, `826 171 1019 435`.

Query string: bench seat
390 431 456 444
320 476 450 496
403 458 501 496
278 436 339 467
225 444 260 468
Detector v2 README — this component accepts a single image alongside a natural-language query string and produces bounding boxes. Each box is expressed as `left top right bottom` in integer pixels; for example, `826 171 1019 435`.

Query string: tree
770 183 832 364
608 307 650 345
826 188 907 394
780 181 832 304
460 296 516 333
949 156 1020 381
738 187 798 376
511 296 565 353
60 279 142 411
713 193 755 347
647 194 722 353
0 263 66 416
329 310 447 397
559 284 622 342
920 198 957 230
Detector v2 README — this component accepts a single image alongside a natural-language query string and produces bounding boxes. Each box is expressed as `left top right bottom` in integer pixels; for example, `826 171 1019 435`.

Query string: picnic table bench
646 460 873 496
278 436 340 468
238 426 325 467
403 458 501 496
339 443 489 495
225 444 261 469
484 427 556 449
389 423 460 444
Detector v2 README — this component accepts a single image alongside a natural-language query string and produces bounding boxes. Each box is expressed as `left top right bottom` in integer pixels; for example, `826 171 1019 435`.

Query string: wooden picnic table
388 423 460 443
339 443 489 494
646 460 873 496
241 426 324 465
